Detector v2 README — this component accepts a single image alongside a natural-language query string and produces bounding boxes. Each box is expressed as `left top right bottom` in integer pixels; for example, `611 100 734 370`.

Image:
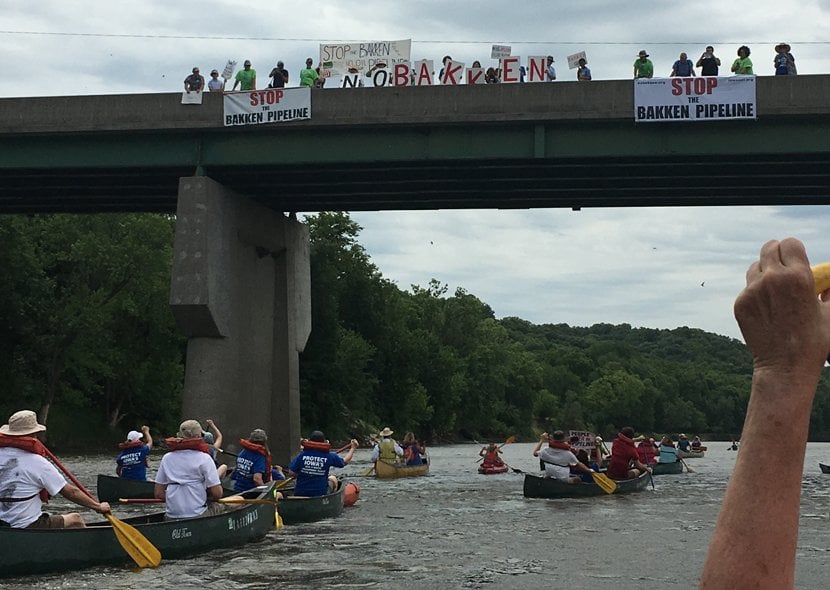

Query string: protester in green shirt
233 60 257 91
730 46 754 75
633 50 654 79
299 57 319 87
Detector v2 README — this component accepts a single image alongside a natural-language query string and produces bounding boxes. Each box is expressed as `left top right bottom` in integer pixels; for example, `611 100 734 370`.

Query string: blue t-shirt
673 59 694 76
116 445 150 480
233 448 267 492
289 450 346 497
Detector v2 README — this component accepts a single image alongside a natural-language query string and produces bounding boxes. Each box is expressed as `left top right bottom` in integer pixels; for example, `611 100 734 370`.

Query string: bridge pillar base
170 176 310 467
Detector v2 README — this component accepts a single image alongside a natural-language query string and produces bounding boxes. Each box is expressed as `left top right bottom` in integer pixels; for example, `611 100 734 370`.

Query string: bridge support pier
169 176 311 467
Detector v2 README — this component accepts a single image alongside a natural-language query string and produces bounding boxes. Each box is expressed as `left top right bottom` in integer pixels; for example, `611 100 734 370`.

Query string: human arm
370 444 380 462
206 483 223 502
205 419 222 449
142 424 153 450
479 447 487 457
342 439 359 464
532 433 549 457
154 482 166 501
700 238 830 590
731 59 740 73
59 483 111 514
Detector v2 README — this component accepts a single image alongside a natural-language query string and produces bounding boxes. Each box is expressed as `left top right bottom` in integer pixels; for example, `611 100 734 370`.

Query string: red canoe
478 464 509 475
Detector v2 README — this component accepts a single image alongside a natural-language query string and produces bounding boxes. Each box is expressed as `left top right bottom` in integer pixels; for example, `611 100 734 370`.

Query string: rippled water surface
4 443 830 589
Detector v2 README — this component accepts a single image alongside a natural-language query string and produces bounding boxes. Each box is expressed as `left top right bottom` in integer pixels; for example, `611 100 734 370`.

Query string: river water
3 442 830 589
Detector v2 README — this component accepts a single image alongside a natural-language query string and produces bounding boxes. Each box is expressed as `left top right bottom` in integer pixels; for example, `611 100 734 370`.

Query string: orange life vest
117 440 144 450
239 439 272 483
302 440 332 452
164 437 211 454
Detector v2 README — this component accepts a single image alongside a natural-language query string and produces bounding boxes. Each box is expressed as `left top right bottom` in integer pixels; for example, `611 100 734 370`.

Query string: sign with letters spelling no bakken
223 87 311 127
634 75 756 123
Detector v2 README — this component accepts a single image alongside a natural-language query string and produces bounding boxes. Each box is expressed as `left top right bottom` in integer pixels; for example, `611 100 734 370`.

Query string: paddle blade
592 472 617 494
682 459 696 473
275 506 283 529
105 514 161 568
275 477 295 490
361 465 375 477
500 435 516 447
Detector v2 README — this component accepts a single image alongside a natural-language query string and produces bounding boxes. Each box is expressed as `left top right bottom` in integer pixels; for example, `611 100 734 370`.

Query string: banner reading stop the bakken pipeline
634 76 756 123
223 87 311 127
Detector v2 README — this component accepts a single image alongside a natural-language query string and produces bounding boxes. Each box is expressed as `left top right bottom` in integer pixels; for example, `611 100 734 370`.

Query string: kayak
523 470 650 498
0 481 278 578
375 458 429 478
478 464 509 474
96 473 155 502
651 460 683 475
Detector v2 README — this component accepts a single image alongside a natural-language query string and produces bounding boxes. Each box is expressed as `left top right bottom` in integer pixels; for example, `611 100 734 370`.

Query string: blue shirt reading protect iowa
233 448 267 492
116 445 150 480
289 450 346 497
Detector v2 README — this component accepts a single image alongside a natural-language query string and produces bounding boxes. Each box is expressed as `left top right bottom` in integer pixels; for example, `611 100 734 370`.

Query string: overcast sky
4 0 830 339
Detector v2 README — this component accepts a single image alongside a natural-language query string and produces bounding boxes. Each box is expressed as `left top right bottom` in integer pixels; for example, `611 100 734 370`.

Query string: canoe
820 462 830 474
375 458 430 478
677 449 705 459
651 460 683 475
523 470 650 498
0 482 277 578
96 473 156 502
278 482 345 524
478 464 509 474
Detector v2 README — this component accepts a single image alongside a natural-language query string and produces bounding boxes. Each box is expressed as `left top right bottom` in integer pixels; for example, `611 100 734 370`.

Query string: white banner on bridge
223 87 311 127
319 39 411 82
634 75 756 123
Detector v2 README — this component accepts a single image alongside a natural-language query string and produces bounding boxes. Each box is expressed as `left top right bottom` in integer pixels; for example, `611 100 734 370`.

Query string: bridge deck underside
1 153 829 214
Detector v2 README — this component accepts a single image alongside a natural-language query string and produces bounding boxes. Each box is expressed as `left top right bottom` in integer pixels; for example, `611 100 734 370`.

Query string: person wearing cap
730 46 754 75
532 431 594 484
232 59 256 91
183 66 204 92
577 58 592 81
371 427 404 464
232 428 272 492
299 57 319 88
677 433 691 453
207 69 225 92
774 43 797 76
545 55 556 81
696 45 721 76
154 419 224 519
269 60 288 88
289 431 358 497
0 410 111 528
633 50 653 79
115 424 153 480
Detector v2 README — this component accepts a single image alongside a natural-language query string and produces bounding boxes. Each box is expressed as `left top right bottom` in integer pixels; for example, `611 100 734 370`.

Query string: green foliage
9 210 830 447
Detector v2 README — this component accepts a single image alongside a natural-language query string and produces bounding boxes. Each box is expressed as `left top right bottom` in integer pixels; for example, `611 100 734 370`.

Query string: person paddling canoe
371 427 404 465
0 410 112 528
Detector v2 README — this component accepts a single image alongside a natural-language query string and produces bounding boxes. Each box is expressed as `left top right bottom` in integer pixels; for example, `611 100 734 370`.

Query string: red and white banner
634 75 756 123
223 87 311 127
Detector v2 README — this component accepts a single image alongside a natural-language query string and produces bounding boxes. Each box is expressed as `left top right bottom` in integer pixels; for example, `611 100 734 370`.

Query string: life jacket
405 443 422 464
164 437 211 454
637 443 656 464
302 440 332 453
0 434 52 502
482 451 502 467
379 439 399 462
118 440 144 450
239 439 272 483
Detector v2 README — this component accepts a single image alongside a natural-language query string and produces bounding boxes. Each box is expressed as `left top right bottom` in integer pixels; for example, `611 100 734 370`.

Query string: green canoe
651 461 683 475
96 473 156 502
0 482 277 577
279 482 345 524
523 470 650 498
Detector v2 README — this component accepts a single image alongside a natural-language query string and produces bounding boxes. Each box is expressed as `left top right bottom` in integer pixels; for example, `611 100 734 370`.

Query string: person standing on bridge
696 46 721 76
300 58 319 88
545 56 556 81
633 50 653 79
183 67 204 92
730 46 753 75
671 52 695 77
207 69 225 92
232 60 257 91
577 58 592 81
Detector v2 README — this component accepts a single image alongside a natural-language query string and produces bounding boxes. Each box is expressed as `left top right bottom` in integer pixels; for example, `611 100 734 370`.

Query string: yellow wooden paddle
361 464 376 476
44 447 161 568
591 471 617 494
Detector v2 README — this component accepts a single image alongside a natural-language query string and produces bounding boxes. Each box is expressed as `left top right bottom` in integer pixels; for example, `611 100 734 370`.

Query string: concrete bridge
2 75 829 464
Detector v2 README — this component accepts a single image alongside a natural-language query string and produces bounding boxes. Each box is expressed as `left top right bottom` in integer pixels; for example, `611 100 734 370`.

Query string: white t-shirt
538 447 578 481
156 449 221 519
0 447 67 528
